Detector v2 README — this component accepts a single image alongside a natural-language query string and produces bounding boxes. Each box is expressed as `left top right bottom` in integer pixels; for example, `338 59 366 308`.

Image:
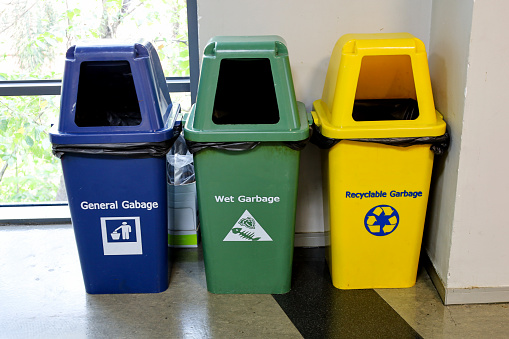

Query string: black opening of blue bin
75 60 142 127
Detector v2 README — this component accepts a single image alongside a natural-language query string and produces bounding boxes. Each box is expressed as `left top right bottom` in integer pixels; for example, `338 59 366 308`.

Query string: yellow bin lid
312 33 446 139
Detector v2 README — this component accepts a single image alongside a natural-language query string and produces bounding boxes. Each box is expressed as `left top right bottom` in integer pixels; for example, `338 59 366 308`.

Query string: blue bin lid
50 40 178 145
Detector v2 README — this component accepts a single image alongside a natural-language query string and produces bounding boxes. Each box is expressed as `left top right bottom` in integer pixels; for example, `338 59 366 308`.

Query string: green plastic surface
194 144 299 294
184 35 309 142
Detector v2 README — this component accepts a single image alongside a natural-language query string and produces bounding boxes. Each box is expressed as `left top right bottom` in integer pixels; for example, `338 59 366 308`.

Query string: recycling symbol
364 205 399 236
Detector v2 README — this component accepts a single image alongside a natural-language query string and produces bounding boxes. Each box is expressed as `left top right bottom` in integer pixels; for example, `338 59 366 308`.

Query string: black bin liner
311 98 449 155
353 98 419 121
186 134 311 154
52 125 182 159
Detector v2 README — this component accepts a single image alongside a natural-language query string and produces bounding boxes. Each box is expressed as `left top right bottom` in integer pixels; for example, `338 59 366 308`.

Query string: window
0 0 191 79
0 95 61 202
0 0 199 207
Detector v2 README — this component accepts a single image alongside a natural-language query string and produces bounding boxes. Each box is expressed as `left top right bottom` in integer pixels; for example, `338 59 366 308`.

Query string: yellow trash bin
312 33 447 289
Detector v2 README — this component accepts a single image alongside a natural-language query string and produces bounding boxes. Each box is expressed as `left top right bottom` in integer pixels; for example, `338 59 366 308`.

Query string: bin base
194 145 299 294
62 154 170 294
323 141 434 289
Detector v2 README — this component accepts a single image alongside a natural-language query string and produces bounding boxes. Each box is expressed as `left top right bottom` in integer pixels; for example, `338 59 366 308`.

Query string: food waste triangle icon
223 210 273 242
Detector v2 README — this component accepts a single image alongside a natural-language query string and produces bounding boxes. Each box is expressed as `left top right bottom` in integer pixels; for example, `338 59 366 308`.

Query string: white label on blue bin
101 216 143 255
223 210 272 242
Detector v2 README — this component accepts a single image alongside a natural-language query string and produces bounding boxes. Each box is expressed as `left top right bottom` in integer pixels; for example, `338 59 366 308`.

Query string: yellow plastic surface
316 33 445 289
323 141 434 289
313 33 446 139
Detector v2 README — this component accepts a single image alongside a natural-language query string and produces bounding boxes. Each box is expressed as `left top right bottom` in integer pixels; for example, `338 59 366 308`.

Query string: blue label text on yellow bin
346 190 422 199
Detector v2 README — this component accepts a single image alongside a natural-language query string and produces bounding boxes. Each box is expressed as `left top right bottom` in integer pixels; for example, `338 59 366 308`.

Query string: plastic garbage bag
185 131 312 154
167 133 195 185
52 139 177 159
310 122 450 155
352 98 419 121
310 98 449 155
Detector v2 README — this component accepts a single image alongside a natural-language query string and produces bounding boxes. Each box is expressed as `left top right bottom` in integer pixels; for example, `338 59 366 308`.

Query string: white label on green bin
223 210 272 242
101 216 143 255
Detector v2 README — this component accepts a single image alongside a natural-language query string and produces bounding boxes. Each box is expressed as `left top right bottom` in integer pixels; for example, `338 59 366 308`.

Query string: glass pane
0 0 189 80
170 92 192 114
0 95 63 202
0 92 191 204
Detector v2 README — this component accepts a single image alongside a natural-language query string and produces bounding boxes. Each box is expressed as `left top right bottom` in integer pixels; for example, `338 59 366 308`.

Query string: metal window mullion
187 0 200 104
0 78 191 96
0 81 62 96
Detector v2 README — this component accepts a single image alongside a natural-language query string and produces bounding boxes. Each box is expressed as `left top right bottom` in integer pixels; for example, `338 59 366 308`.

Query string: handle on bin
306 110 314 127
181 112 191 129
310 110 321 128
317 33 445 139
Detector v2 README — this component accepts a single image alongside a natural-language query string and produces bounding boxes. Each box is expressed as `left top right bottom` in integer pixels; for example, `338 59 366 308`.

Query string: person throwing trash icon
114 221 132 240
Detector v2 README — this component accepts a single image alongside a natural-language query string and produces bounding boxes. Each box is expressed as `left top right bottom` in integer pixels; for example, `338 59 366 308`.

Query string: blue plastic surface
49 41 178 293
50 40 179 145
62 154 169 294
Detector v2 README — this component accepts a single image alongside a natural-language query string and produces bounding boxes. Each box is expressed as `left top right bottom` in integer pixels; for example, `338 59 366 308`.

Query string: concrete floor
1 224 509 338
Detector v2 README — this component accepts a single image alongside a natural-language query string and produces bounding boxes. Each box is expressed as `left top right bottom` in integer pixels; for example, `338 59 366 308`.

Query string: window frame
0 77 192 96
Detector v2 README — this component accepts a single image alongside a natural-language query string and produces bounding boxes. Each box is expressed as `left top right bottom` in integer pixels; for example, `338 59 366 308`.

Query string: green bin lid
184 36 309 142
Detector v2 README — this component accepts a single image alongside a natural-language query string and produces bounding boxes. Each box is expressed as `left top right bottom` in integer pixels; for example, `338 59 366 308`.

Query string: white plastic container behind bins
168 182 199 247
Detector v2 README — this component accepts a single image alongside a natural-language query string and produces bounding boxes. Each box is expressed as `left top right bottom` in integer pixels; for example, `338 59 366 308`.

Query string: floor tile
3 224 509 339
376 268 509 339
0 225 301 339
273 248 422 339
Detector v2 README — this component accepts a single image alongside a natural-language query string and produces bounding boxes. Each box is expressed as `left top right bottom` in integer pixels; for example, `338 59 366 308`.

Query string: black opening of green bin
212 58 280 125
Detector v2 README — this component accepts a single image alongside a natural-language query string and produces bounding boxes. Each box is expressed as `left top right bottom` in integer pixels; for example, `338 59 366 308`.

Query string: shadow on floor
273 247 422 339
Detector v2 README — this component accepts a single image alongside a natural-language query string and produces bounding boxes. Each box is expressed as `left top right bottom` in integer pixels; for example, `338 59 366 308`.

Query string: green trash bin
184 36 310 294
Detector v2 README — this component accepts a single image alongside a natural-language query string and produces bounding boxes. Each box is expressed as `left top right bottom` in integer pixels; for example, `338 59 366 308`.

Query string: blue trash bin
50 41 181 294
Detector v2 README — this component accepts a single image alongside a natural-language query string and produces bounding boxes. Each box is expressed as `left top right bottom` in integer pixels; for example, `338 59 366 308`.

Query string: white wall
196 0 433 234
197 0 432 111
448 0 509 289
427 0 509 304
426 0 474 291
